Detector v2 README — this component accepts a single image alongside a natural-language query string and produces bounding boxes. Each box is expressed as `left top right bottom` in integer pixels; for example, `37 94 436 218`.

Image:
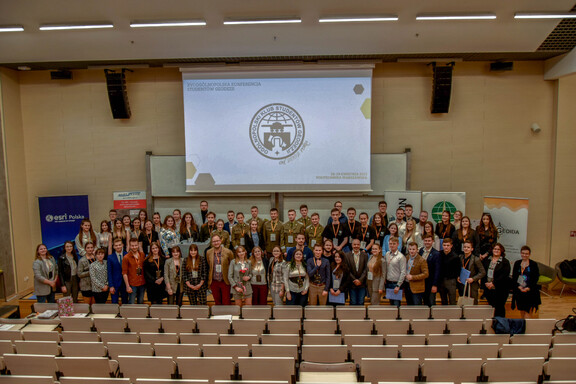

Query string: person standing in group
144 242 166 304
390 208 407 238
416 211 429 235
108 209 118 231
199 212 217 243
371 212 388 248
207 234 234 305
108 238 128 304
263 208 283 256
75 219 97 257
183 244 208 305
180 212 199 242
384 237 406 307
228 246 253 306
140 219 159 255
452 216 478 253
345 208 361 252
224 210 237 235
130 218 143 246
476 213 498 259
419 234 441 307
245 219 266 256
123 238 147 304
283 249 309 306
322 239 336 263
248 206 265 233
435 211 455 246
268 246 286 305
322 208 350 253
404 242 429 305
280 209 305 254
77 242 96 305
211 219 231 249
199 200 209 224
457 240 486 305
417 221 440 250
297 204 312 228
453 211 463 230
345 239 368 306
307 244 330 305
138 209 148 230
231 212 250 250
366 243 386 305
402 219 419 251
97 220 113 254
383 223 402 254
112 219 128 251
122 215 133 242
286 233 313 262
58 241 79 303
357 212 376 253
328 251 351 306
438 238 460 305
305 213 324 248
165 246 184 305
250 247 269 305
172 209 182 229
482 243 511 318
90 248 109 304
370 201 390 227
152 212 163 233
159 215 180 256
511 245 541 319
33 244 58 303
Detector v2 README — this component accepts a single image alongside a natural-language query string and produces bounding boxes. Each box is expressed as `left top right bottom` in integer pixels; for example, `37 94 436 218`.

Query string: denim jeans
286 291 308 306
349 286 367 306
36 291 56 303
128 285 145 304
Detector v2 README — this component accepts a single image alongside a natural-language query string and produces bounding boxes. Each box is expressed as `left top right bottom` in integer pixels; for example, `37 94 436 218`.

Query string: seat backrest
385 334 426 346
55 356 118 378
462 305 494 320
93 317 127 333
126 318 161 333
367 306 398 320
32 303 58 313
261 334 300 346
552 333 576 345
410 319 446 335
545 357 576 380
231 319 266 335
272 307 302 320
447 319 485 335
360 358 419 383
60 331 100 342
525 318 557 334
301 344 348 363
237 356 295 381
399 306 430 320
0 339 14 354
449 343 499 359
374 320 410 335
106 342 154 360
60 378 130 384
61 316 94 332
421 358 483 383
251 344 298 359
219 334 259 345
400 344 449 361
161 318 196 334
430 305 462 320
196 318 231 334
343 334 384 347
210 305 241 317
14 340 60 356
3 353 58 379
349 345 398 361
149 305 179 319
240 305 272 320
139 332 179 344
336 306 367 320
177 356 235 381
338 320 374 335
202 344 250 360
304 306 334 320
427 333 469 346
72 303 91 314
0 330 23 342
119 304 149 318
99 332 139 344
510 333 552 345
266 319 301 335
153 343 201 358
484 357 545 382
0 376 56 384
180 306 210 320
21 331 60 342
468 333 510 346
302 334 342 345
60 341 108 357
117 355 176 380
549 343 576 357
179 333 219 345
91 304 119 315
499 343 550 358
303 319 337 334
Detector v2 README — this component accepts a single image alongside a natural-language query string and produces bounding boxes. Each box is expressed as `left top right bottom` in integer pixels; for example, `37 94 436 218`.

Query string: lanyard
153 257 160 270
332 223 340 237
348 221 356 234
361 226 369 241
462 256 471 270
271 221 278 232
313 225 319 237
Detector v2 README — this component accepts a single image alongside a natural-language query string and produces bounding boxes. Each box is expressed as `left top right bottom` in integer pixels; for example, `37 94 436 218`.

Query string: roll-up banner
38 195 90 255
422 192 466 223
483 196 529 264
385 191 422 223
113 191 146 218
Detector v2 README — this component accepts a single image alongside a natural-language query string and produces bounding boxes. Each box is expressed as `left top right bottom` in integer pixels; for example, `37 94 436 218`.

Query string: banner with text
422 192 466 223
39 195 89 253
385 191 422 223
483 196 529 264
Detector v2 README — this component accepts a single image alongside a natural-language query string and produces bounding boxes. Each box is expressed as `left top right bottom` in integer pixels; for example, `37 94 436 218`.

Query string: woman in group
283 249 309 306
435 210 456 244
112 219 128 251
371 213 388 249
250 246 268 305
328 251 351 306
245 220 266 256
58 241 79 303
453 211 463 230
481 243 511 317
139 219 159 255
476 213 498 260
165 246 184 305
33 244 58 303
417 221 440 250
180 212 199 242
452 216 478 253
322 239 336 262
77 242 96 304
122 215 133 241
90 247 109 304
144 242 166 304
211 219 230 249
130 218 142 244
402 219 419 250
75 219 97 257
366 243 386 305
383 223 402 253
511 245 541 318
159 215 180 256
138 209 148 230
183 244 208 305
97 220 113 254
268 246 286 305
228 246 253 306
152 212 163 233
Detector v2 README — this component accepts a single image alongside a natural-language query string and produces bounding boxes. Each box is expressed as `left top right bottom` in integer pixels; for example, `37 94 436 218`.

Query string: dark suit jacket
344 250 369 286
108 251 127 290
419 247 441 290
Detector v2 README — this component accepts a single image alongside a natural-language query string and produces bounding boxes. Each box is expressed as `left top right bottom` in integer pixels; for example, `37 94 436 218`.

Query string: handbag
457 282 475 307
555 308 576 332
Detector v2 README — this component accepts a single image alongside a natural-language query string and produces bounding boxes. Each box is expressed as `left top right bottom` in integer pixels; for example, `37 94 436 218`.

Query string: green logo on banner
431 201 457 223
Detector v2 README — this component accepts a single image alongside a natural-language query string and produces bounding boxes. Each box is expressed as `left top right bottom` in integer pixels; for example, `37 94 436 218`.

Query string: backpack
559 259 576 278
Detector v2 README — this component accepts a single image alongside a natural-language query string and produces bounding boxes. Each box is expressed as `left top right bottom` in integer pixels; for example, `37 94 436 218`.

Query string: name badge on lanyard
311 239 317 247
240 238 245 245
192 271 199 278
270 233 276 242
288 235 294 243
367 271 374 280
333 278 341 290
360 241 367 249
215 264 222 273
333 238 339 247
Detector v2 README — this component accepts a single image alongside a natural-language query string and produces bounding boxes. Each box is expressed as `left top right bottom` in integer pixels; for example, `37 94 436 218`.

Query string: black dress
511 259 541 313
143 256 166 304
481 256 511 318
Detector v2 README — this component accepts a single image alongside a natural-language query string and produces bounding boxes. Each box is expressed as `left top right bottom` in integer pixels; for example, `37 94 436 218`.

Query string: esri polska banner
422 192 466 223
39 195 89 254
483 196 529 264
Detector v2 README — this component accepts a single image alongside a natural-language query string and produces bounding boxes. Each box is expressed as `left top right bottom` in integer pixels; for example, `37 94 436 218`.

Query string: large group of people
33 200 541 318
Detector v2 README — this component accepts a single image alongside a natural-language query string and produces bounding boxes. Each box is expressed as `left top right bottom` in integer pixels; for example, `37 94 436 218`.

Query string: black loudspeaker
105 70 131 119
50 70 72 80
431 65 453 114
490 61 513 71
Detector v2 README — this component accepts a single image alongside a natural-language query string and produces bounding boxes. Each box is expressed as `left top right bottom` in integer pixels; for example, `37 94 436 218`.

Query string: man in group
356 212 376 253
248 205 265 232
223 210 237 234
384 236 406 307
370 201 389 227
305 213 324 248
108 238 128 304
206 234 235 305
404 241 429 305
231 212 249 249
173 209 182 229
438 238 460 305
199 200 209 224
109 209 118 229
307 244 331 305
281 209 305 253
297 204 312 228
405 204 418 224
419 234 441 306
263 208 283 255
391 207 407 238
417 210 429 235
322 208 350 252
122 238 146 304
199 211 217 242
286 233 313 262
345 239 368 305
345 208 361 250
326 201 346 225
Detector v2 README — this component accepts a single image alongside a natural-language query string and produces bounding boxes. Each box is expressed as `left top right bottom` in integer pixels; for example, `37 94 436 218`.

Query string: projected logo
250 103 305 160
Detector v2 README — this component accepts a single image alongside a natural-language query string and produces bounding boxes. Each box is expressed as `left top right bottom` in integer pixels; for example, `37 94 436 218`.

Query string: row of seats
32 303 498 321
2 354 576 383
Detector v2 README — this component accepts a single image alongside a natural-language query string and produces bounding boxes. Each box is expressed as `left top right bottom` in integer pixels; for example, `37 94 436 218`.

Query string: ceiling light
39 22 113 31
416 13 496 21
223 17 301 25
514 12 576 19
0 25 24 32
130 20 206 28
319 15 398 23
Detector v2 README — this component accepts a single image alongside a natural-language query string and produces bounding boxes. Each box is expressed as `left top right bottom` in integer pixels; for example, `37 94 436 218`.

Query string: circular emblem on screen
45 215 54 222
249 103 305 160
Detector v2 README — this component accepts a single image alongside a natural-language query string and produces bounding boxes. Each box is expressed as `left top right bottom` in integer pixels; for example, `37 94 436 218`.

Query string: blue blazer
223 221 237 234
108 251 127 290
419 247 441 289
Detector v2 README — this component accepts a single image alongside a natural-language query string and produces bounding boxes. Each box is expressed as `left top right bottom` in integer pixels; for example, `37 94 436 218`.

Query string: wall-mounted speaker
431 64 453 114
105 70 131 119
490 61 513 71
50 70 72 80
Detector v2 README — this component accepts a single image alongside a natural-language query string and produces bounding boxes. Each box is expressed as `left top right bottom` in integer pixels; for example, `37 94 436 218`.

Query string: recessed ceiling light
223 17 301 25
39 22 114 31
319 15 398 23
514 12 576 19
0 25 24 32
416 13 496 21
130 20 206 28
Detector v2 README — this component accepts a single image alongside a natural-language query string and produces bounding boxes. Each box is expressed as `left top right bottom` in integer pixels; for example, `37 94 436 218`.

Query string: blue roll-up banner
38 195 90 255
